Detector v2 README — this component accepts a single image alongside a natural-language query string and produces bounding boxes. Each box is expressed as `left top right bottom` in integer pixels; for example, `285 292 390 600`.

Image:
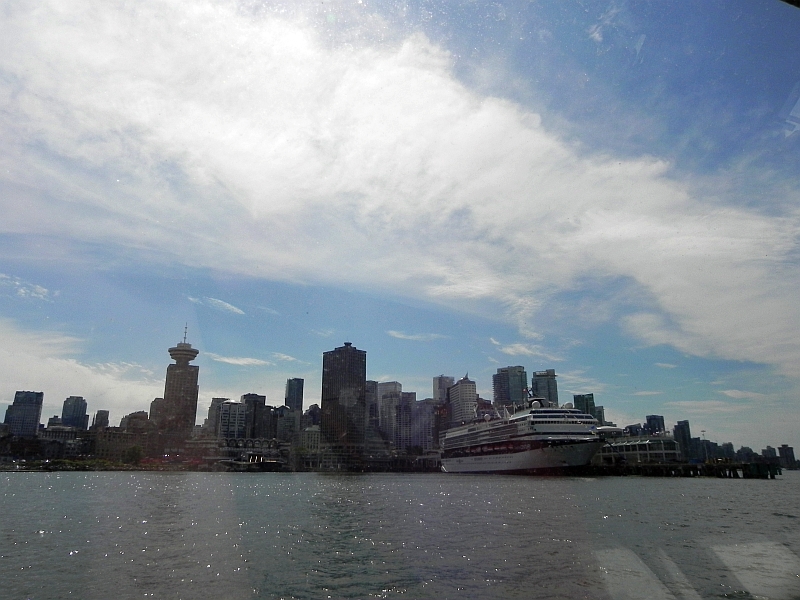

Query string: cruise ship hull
440 439 604 474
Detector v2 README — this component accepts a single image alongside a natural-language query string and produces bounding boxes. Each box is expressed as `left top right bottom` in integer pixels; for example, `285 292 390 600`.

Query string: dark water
1 471 798 599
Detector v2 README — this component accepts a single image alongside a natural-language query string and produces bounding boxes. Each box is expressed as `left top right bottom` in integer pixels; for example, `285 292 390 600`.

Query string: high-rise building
573 393 595 414
377 381 402 445
492 366 529 407
531 369 558 407
433 375 454 404
218 401 247 438
321 342 367 463
61 396 89 429
447 376 477 428
673 420 692 461
205 398 228 437
4 391 44 438
646 415 665 434
241 393 267 439
91 410 109 430
285 378 304 412
153 338 199 437
778 444 796 469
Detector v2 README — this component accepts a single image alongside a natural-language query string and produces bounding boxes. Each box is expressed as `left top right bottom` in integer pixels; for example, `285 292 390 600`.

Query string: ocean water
1 471 798 600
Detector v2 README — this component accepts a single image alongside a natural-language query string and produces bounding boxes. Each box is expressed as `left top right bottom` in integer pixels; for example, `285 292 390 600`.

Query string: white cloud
206 353 272 366
0 318 162 425
203 297 245 315
632 391 663 396
1 0 800 382
719 389 768 400
655 362 677 369
272 353 303 363
0 273 53 301
387 330 446 342
497 343 559 361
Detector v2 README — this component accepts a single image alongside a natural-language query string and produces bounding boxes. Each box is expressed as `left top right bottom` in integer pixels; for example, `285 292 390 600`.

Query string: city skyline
1 2 800 451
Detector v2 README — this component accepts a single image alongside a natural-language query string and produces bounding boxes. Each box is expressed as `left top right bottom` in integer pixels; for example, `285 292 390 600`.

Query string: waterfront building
595 436 681 465
447 376 477 428
152 338 200 437
531 370 558 407
492 366 529 407
320 342 367 465
61 396 89 429
4 391 44 438
646 415 666 435
285 378 304 412
433 375 454 404
91 410 109 430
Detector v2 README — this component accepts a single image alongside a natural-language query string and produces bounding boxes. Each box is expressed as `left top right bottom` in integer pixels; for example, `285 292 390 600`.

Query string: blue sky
2 0 800 450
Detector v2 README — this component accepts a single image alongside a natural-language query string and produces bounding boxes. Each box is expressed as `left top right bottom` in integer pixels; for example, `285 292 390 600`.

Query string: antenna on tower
183 323 188 344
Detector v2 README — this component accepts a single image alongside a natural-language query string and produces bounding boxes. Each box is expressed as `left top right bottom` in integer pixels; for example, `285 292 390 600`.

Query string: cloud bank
1 1 799 381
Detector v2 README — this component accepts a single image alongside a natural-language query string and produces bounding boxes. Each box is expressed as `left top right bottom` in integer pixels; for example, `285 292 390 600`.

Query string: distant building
320 342 367 465
218 401 247 438
61 396 89 430
285 378 304 412
241 393 267 439
433 375 454 404
411 398 439 452
531 370 558 407
645 415 666 435
377 381 402 447
778 444 797 469
447 376 477 428
492 366 528 407
4 391 44 438
91 410 109 430
204 398 228 437
673 420 692 461
119 411 153 432
573 393 595 414
151 338 200 437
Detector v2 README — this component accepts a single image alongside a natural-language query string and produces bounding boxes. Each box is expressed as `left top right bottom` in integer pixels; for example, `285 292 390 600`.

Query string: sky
1 0 800 451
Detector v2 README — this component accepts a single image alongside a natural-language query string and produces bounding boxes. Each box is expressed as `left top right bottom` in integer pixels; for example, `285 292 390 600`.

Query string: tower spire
183 323 188 344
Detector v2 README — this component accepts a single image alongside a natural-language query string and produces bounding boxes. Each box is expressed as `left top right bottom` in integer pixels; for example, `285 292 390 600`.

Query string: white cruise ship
440 405 605 474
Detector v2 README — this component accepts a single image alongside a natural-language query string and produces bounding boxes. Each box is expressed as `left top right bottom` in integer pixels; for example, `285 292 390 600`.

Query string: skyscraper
321 342 367 463
573 393 596 415
91 410 109 430
646 415 665 435
492 366 528 407
447 376 477 428
531 369 558 407
152 338 199 437
433 375 454 404
673 420 692 461
61 396 89 429
241 393 267 439
285 378 304 412
4 391 44 437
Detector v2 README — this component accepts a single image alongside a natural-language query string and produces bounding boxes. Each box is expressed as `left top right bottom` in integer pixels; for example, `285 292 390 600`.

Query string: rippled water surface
1 471 798 599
